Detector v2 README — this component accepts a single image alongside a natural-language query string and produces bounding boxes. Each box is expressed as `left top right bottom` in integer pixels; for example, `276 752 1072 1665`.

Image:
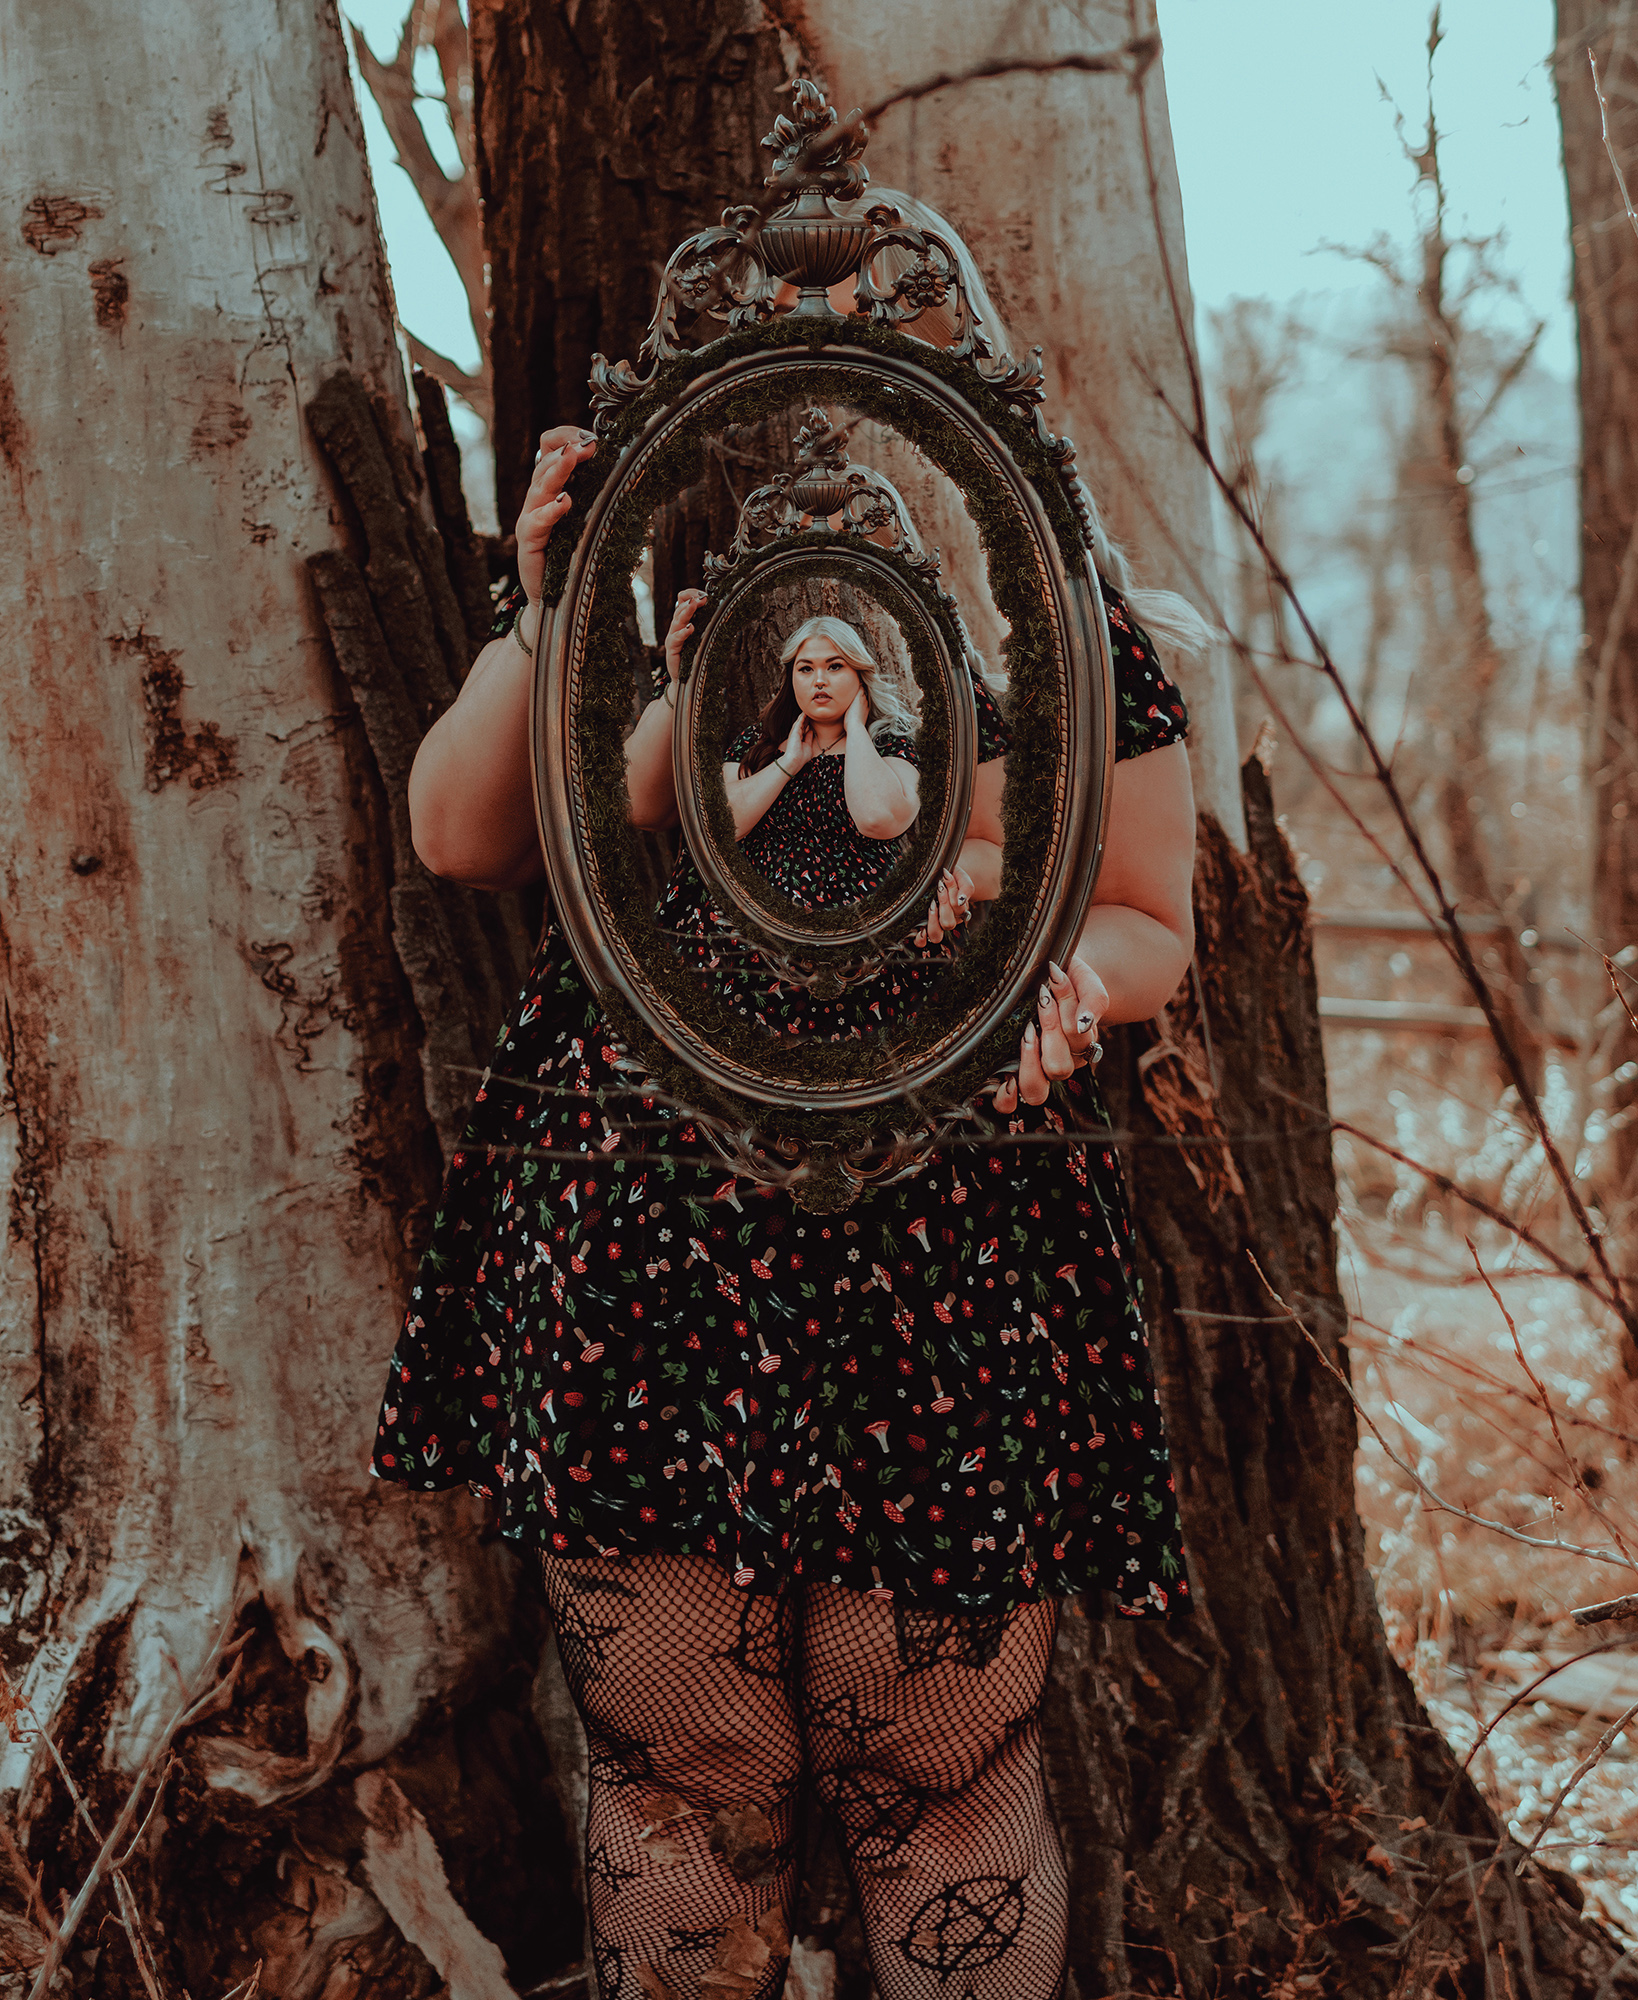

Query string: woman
379 429 1199 2000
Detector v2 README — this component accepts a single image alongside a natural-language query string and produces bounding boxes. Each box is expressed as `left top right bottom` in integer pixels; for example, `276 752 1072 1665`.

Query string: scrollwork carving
702 405 943 593
590 205 777 420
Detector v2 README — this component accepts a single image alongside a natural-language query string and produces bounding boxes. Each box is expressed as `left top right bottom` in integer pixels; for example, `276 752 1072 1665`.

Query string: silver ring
1088 1040 1104 1068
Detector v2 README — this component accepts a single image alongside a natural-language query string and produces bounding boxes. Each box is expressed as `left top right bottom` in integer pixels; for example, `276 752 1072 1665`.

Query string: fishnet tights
541 1553 1066 2000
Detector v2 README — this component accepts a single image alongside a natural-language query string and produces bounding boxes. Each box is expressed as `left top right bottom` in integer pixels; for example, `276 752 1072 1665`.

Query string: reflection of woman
378 429 1199 2000
723 616 921 899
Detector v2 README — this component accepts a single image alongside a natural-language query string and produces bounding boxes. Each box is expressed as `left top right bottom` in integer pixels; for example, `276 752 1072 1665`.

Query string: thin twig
1513 1696 1638 1875
1244 1253 1635 1572
1573 1592 1638 1626
1467 1241 1637 1565
27 1620 246 2000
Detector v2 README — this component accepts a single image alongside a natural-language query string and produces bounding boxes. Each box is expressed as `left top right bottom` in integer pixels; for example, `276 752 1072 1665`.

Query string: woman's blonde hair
779 616 919 740
736 615 919 776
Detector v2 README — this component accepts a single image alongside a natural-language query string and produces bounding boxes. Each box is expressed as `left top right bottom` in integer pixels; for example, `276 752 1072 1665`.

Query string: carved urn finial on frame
756 78 872 316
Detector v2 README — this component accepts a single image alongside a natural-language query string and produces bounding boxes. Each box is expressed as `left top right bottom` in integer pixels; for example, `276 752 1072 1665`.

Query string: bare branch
1245 1253 1635 1573
349 13 489 399
1468 1240 1637 1565
1573 1591 1638 1626
402 327 491 425
1514 1696 1638 1875
857 38 1158 123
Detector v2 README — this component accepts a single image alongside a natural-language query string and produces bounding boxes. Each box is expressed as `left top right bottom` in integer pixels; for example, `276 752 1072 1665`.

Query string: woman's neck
807 718 846 754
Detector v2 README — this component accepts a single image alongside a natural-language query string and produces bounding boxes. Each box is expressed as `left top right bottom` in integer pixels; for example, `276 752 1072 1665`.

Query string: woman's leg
801 1588 1068 2000
540 1552 802 2000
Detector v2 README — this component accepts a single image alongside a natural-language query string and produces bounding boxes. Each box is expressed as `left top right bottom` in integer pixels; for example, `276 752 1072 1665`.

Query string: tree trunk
1555 1 1638 1228
476 3 1637 1993
0 4 574 1995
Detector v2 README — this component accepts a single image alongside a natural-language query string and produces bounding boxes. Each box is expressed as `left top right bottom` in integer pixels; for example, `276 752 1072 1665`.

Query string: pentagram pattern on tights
593 1935 623 1997
893 1606 1008 1671
900 1876 1026 1974
586 1839 639 1896
825 1766 925 1873
586 1722 657 1792
551 1591 624 1687
714 1586 794 1684
808 1689 893 1757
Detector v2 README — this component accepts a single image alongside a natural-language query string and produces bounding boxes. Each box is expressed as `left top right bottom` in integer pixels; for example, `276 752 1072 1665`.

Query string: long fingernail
1077 1010 1095 1032
1039 983 1052 1010
1024 1024 1037 1046
1049 960 1067 983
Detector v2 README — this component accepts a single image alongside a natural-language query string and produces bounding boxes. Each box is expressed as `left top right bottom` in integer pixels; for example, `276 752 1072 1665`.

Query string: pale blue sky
345 1 1574 386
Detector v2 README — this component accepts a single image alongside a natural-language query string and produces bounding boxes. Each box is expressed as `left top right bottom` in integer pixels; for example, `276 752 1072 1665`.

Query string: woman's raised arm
408 427 595 890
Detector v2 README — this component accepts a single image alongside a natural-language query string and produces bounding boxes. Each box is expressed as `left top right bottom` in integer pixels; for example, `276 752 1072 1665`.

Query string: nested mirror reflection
536 343 1109 1122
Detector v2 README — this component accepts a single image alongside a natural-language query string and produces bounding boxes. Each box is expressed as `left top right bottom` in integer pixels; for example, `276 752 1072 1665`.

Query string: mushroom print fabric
372 578 1193 1623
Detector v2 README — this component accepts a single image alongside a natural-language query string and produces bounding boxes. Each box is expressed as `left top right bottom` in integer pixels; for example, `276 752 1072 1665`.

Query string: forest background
7 0 1638 1996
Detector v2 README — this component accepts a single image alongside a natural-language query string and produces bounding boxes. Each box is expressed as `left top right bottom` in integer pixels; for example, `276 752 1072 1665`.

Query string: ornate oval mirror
530 81 1115 1205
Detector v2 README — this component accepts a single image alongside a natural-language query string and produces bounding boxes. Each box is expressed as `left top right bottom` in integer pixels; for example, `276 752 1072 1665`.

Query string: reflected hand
843 686 873 733
914 865 975 949
517 427 596 606
779 713 817 775
663 588 710 689
992 953 1107 1111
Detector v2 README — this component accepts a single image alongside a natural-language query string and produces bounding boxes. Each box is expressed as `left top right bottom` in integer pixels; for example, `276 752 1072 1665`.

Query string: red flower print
927 1505 945 1522
932 1567 950 1585
610 1446 628 1464
977 1365 992 1384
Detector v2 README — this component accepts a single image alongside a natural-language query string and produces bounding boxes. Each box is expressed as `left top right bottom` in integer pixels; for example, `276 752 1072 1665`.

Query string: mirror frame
676 534 977 970
531 324 1114 1195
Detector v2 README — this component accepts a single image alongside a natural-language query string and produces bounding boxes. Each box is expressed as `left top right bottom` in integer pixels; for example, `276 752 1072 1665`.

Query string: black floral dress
372 582 1194 1620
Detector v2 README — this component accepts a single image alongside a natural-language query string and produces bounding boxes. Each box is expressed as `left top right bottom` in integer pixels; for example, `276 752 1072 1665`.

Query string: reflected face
790 637 864 724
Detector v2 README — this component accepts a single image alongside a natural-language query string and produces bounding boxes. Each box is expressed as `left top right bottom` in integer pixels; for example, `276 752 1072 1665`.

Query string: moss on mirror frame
566 365 1061 1105
545 323 1100 1151
689 535 959 952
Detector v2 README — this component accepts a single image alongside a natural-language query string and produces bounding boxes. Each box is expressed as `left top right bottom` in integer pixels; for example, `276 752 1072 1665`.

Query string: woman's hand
992 955 1108 1113
663 588 710 690
843 685 873 734
779 712 817 775
914 865 976 948
517 427 596 607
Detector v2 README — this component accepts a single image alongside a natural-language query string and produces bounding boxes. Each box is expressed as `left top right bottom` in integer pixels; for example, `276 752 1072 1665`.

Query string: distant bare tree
351 0 492 421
